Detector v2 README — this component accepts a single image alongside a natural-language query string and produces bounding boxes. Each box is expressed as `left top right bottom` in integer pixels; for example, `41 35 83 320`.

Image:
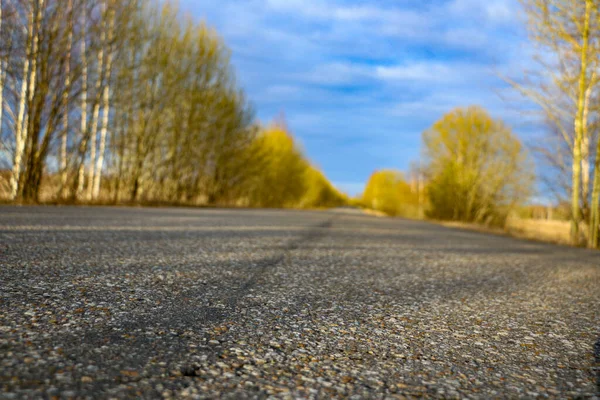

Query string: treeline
0 0 346 208
360 107 533 227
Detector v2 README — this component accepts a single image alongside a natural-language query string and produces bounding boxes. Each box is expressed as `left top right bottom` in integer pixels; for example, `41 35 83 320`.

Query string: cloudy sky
180 0 536 196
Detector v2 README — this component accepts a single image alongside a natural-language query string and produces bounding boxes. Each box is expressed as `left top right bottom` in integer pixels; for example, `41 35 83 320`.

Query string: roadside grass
359 206 586 248
504 218 577 246
439 218 585 247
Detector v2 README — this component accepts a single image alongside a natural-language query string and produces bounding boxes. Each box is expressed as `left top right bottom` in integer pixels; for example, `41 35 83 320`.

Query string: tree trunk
60 0 73 199
75 7 88 198
86 0 107 200
571 0 592 246
92 3 115 199
580 72 595 221
10 3 35 199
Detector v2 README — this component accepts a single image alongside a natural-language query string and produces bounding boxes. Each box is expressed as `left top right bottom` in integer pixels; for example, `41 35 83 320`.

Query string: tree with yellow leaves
422 107 533 225
362 169 419 217
249 124 308 208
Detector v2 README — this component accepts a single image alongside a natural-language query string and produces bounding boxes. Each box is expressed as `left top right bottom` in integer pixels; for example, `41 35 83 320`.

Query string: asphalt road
1 206 599 399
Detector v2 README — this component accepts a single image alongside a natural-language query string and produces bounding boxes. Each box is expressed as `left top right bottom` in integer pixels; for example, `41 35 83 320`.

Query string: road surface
1 206 599 399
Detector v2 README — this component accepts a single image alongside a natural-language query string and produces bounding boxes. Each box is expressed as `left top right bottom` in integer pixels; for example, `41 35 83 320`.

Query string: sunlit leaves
362 169 419 217
422 106 533 225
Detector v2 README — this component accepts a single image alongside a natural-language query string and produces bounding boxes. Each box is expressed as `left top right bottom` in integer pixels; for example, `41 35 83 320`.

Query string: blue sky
180 0 536 196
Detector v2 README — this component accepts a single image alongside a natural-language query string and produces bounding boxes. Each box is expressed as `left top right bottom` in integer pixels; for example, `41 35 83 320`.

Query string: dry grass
359 207 577 247
439 218 584 247
505 218 577 246
361 208 388 217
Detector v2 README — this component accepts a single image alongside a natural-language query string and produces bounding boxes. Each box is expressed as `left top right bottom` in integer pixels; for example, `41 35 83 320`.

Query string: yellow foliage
362 170 419 217
422 106 533 225
301 167 348 209
248 123 346 209
249 124 307 207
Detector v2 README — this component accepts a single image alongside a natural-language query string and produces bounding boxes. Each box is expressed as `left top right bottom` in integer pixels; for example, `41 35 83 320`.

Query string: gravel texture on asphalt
1 206 599 399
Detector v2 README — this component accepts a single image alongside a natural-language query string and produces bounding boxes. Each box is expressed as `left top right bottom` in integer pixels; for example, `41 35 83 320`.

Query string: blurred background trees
248 124 308 208
359 107 532 227
422 107 533 225
0 0 345 209
362 170 419 218
248 123 346 208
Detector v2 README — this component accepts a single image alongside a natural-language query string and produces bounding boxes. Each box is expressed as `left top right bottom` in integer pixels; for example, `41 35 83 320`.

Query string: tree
514 0 600 245
59 0 74 199
422 107 533 225
91 0 116 199
362 169 419 217
249 123 308 208
10 0 38 200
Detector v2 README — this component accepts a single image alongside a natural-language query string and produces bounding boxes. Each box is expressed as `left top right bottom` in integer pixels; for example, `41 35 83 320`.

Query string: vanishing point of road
1 206 599 399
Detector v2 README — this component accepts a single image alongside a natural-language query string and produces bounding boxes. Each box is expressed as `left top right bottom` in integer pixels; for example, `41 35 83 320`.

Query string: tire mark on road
43 214 338 381
176 215 338 376
225 216 336 310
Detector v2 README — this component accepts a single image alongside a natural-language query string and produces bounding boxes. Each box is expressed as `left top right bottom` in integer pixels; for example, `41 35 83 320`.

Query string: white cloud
375 63 453 82
443 27 489 49
299 62 372 85
374 61 493 85
266 0 394 22
447 0 516 25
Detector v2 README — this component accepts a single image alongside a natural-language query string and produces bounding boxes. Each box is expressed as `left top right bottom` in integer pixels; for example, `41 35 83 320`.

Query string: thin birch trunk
11 6 33 199
60 0 73 199
20 0 45 200
580 72 595 218
21 0 44 195
11 1 43 199
570 0 592 245
86 0 106 200
92 3 115 199
76 8 88 197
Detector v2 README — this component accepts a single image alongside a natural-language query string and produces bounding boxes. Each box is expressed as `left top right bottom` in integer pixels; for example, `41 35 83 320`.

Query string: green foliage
422 106 533 225
362 170 419 217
